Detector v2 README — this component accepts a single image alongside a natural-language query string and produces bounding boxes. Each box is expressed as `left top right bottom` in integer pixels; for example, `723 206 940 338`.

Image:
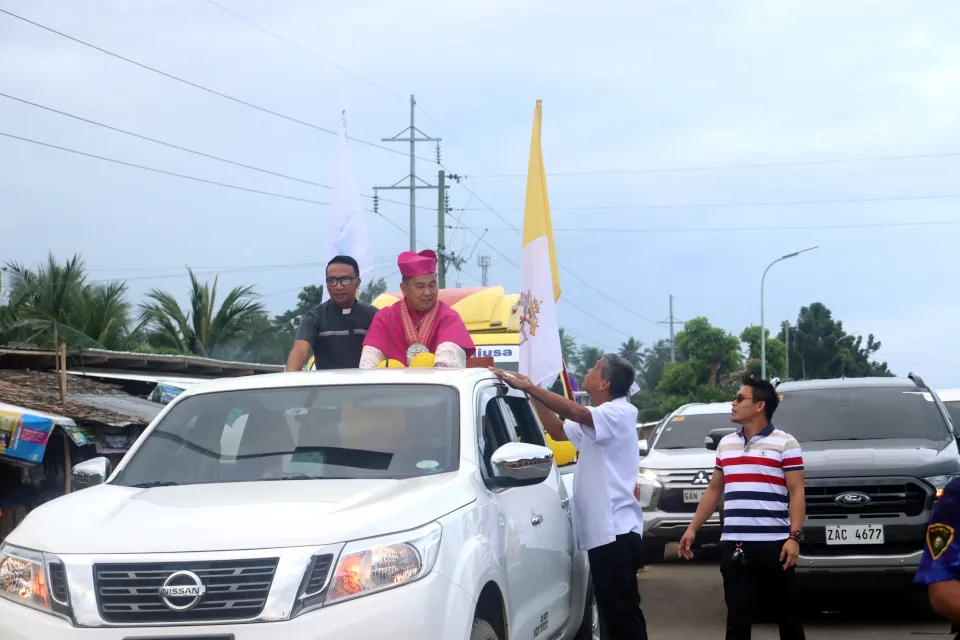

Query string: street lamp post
761 246 819 380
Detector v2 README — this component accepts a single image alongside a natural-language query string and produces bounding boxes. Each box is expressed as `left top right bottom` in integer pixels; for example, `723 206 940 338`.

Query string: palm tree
575 345 605 380
2 253 135 349
77 281 142 350
559 328 578 365
618 337 644 368
359 278 388 303
140 268 266 358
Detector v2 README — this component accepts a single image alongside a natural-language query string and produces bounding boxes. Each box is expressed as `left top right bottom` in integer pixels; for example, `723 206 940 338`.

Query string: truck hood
640 448 715 471
640 439 960 478
8 471 477 554
802 438 959 478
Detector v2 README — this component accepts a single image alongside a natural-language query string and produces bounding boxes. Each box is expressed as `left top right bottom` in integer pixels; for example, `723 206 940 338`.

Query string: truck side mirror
71 456 113 492
489 442 554 487
705 428 737 451
638 440 649 457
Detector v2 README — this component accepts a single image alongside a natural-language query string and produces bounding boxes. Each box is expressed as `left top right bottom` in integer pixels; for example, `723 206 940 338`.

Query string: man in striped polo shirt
678 375 806 640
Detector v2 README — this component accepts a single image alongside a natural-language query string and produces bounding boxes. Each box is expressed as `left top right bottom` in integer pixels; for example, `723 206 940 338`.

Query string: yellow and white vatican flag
518 100 563 389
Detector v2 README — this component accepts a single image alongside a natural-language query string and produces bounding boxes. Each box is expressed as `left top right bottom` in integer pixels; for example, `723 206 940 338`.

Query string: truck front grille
651 468 715 513
93 557 279 624
806 482 928 517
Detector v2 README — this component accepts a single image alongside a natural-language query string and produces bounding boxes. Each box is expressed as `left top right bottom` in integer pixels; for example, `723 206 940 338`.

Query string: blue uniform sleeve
915 476 960 585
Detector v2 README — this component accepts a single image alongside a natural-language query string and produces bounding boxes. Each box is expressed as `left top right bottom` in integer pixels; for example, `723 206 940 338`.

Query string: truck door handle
531 513 544 526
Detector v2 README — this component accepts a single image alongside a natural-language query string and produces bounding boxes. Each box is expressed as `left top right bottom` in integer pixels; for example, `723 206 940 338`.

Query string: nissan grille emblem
834 491 872 508
159 570 206 611
692 470 710 485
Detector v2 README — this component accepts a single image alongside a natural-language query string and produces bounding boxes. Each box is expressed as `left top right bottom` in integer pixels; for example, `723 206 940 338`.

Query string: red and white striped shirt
715 423 803 542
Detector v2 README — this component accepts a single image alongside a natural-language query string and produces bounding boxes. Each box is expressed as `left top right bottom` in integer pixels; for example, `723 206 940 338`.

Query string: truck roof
178 368 500 398
776 376 918 392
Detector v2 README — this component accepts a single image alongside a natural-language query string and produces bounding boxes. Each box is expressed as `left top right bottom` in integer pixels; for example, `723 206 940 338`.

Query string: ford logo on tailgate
834 491 871 507
159 570 206 611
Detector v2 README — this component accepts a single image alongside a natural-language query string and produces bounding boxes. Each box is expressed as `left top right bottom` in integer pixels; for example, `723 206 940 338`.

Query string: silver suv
773 375 959 578
636 402 731 562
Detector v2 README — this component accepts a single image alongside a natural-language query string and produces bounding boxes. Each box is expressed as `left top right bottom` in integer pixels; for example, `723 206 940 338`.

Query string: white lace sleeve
434 342 467 368
359 345 385 369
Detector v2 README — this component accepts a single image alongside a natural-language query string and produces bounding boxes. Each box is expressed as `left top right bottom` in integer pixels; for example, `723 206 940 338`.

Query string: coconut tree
1 253 138 349
618 337 644 368
139 269 266 358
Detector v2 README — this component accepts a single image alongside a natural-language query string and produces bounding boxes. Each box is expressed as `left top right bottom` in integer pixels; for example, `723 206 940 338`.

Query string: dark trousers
587 532 648 640
720 540 805 640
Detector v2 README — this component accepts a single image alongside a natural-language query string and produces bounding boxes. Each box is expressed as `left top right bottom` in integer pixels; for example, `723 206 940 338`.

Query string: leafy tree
676 317 742 386
780 302 892 380
740 325 787 380
139 269 265 358
359 278 387 303
618 337 644 368
652 318 741 415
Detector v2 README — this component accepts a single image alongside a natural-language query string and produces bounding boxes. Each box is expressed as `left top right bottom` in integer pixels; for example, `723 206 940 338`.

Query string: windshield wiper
259 474 323 482
130 481 181 488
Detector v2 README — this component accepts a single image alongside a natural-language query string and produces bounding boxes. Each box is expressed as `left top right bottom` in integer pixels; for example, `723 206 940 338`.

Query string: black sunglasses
325 276 358 288
734 393 755 404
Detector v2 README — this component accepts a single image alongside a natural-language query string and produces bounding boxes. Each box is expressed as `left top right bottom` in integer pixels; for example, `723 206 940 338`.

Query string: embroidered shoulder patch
927 523 955 560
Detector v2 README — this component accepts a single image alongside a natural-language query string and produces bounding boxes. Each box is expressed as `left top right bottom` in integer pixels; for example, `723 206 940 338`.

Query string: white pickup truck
0 368 600 640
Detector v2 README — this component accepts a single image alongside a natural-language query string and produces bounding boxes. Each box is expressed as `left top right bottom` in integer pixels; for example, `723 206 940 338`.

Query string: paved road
639 545 953 639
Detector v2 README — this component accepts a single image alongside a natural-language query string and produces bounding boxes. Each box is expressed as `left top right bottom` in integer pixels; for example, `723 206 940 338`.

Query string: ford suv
0 368 600 640
770 374 960 578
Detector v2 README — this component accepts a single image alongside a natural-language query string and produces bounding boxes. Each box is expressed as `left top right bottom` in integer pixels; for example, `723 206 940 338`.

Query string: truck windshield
654 413 732 450
774 387 950 443
114 384 459 487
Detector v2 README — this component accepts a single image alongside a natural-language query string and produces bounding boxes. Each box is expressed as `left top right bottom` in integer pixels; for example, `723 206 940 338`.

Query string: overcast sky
3 1 960 385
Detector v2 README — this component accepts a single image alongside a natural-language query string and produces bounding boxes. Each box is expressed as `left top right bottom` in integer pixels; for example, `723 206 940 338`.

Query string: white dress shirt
563 396 644 551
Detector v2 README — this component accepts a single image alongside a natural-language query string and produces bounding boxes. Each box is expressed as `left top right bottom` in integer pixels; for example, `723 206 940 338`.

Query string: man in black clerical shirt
285 255 378 371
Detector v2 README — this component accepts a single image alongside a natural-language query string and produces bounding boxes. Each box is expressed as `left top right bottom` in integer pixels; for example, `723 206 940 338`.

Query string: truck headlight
925 474 960 498
0 544 68 617
325 522 442 605
636 469 662 510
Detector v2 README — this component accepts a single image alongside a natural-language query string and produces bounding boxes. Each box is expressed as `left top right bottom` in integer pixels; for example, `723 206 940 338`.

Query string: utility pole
478 255 491 286
783 320 790 381
656 294 679 362
373 95 441 251
669 294 676 363
437 170 447 287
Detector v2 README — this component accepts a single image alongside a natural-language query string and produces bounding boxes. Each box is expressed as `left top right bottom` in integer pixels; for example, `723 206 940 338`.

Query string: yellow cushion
376 359 407 368
408 353 436 368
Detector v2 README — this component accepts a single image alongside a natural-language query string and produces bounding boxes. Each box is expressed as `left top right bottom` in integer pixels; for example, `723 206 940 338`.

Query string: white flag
519 101 563 388
322 112 372 301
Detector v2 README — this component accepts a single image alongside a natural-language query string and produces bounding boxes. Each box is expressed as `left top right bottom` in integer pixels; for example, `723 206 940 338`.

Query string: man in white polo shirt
678 375 806 640
491 354 646 640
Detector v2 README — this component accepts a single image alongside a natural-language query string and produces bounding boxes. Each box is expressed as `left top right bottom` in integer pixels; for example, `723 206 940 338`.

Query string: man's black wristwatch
789 529 805 543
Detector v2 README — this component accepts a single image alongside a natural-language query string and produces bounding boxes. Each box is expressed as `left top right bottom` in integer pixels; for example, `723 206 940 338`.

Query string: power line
0 92 332 190
0 129 442 222
455 181 662 326
468 150 960 179
199 0 497 179
0 7 437 164
202 0 405 101
0 131 331 206
0 93 443 216
460 192 960 212
453 218 960 233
